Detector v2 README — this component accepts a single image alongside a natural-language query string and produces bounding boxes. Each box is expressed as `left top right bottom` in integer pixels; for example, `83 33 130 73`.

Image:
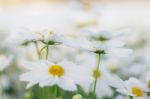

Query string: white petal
57 77 77 91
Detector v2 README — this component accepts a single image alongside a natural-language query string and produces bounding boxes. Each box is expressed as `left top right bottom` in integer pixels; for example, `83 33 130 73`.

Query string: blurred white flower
6 28 63 46
92 64 113 98
76 53 113 98
6 28 40 45
62 31 132 58
62 37 93 51
110 77 148 98
115 95 127 99
0 55 13 71
32 29 64 45
20 60 92 91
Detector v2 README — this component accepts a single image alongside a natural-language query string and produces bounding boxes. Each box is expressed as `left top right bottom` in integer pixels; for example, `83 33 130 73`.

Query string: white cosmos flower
6 28 40 45
110 76 148 98
62 37 93 51
76 53 113 98
62 33 132 58
6 28 63 46
92 64 113 99
20 60 92 91
90 31 133 58
0 55 13 71
33 29 64 44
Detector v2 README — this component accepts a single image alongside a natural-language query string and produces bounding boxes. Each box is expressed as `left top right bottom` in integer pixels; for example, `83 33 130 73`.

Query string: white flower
62 31 132 58
20 60 92 91
75 53 113 98
62 37 93 51
0 55 13 71
110 76 148 98
92 64 113 98
6 28 63 46
6 28 40 45
34 29 63 45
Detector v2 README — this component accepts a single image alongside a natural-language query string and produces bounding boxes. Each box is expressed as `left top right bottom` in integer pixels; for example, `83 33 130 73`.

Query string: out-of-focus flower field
1 0 150 99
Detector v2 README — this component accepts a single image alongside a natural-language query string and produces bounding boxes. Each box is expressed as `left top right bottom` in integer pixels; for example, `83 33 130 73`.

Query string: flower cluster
5 26 136 99
0 1 150 99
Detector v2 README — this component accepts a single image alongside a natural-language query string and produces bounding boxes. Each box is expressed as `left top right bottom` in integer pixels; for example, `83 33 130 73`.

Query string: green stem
92 53 101 99
129 96 133 99
0 73 3 99
0 85 2 99
39 45 47 59
42 88 45 99
95 52 101 71
46 45 49 60
60 88 64 99
34 42 41 60
53 86 58 99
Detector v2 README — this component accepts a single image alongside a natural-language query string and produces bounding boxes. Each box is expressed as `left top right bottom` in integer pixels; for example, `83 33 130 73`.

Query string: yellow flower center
132 86 144 97
48 65 64 77
93 69 101 79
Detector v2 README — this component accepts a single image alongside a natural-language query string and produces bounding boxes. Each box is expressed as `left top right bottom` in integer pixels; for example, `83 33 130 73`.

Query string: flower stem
92 53 101 99
0 73 3 99
34 42 41 60
53 86 58 99
39 45 47 59
46 45 49 60
60 88 64 98
34 42 41 59
0 84 2 99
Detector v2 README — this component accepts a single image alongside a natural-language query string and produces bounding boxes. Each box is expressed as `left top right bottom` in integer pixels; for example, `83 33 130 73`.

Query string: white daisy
92 64 113 99
62 31 132 58
110 76 148 98
75 53 113 98
34 29 63 45
0 55 13 71
20 60 91 91
6 28 63 46
6 28 40 45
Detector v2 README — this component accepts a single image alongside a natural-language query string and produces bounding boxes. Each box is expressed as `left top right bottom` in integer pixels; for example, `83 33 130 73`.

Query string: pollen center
48 65 64 77
93 69 101 79
132 86 144 97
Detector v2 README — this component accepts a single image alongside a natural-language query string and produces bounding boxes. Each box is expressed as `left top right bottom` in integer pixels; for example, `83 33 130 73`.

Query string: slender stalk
92 53 101 99
96 53 101 69
42 88 45 99
39 45 47 59
0 72 3 99
46 45 49 60
129 96 133 99
0 81 2 99
53 86 58 99
60 88 64 99
34 42 41 60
